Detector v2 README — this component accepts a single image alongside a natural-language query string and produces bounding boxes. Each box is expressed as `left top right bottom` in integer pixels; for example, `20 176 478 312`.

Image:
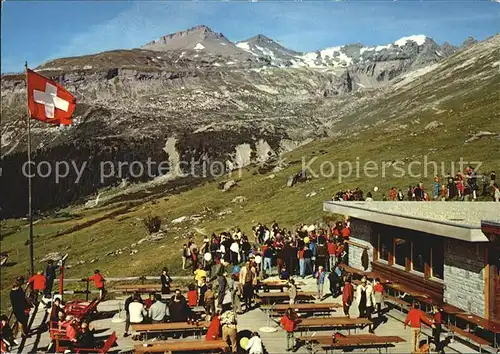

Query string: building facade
323 201 500 321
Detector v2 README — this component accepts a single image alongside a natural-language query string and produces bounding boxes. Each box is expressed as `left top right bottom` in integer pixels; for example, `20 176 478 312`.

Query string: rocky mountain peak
461 36 478 48
141 24 251 58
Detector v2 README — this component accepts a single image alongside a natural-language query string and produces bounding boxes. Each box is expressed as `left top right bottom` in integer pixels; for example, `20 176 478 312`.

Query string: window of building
394 237 410 267
375 225 444 282
412 240 430 274
378 232 392 262
431 240 444 280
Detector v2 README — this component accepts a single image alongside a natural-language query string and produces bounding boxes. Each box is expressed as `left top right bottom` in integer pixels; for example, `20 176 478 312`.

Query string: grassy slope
1 37 499 312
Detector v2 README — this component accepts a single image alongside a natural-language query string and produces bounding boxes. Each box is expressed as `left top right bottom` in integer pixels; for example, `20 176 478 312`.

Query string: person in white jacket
245 332 264 354
356 277 375 319
129 295 147 325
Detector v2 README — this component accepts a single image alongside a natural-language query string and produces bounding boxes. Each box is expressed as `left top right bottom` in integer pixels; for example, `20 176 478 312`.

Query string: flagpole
25 61 35 276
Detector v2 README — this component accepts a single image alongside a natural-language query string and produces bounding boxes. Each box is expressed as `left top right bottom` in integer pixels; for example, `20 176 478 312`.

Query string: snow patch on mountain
236 42 251 51
394 35 427 47
194 43 205 50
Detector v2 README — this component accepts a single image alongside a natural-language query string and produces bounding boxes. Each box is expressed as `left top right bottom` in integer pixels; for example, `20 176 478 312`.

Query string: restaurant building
323 201 500 322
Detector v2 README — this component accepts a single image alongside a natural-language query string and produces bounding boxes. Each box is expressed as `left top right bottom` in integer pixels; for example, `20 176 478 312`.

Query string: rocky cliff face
0 26 473 217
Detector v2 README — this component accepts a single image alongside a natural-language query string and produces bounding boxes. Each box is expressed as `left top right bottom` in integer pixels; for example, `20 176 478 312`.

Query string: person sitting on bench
0 314 17 349
144 293 156 310
169 289 189 323
76 322 95 349
128 294 146 339
148 294 168 324
50 298 65 324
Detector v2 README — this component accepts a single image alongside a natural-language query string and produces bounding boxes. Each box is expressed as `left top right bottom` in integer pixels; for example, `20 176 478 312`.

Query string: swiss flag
26 69 76 125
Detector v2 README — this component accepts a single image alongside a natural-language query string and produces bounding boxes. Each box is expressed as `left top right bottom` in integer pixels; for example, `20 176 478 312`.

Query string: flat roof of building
323 201 500 242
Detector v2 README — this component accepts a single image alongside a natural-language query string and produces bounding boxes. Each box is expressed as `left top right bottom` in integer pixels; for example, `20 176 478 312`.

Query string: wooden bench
132 321 209 340
296 316 372 335
133 339 229 353
55 331 117 354
447 324 491 351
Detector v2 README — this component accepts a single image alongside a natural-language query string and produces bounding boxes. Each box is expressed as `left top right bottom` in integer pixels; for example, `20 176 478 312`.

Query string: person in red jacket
205 311 221 341
431 304 442 351
187 284 198 308
404 302 435 354
327 241 337 272
280 308 301 352
87 270 106 300
342 277 354 318
340 226 351 240
372 278 385 317
27 271 46 303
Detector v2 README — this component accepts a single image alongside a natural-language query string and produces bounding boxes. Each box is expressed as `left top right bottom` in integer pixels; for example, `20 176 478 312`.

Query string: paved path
17 274 485 353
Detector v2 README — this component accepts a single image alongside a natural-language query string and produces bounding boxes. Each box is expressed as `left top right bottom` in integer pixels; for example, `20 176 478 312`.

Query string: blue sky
1 0 499 73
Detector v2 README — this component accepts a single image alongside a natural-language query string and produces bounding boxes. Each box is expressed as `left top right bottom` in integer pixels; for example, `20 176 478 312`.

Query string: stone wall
443 240 486 317
348 218 374 272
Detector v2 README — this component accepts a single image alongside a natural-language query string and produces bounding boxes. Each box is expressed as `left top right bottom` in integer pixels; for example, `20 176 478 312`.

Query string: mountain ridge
1 26 496 219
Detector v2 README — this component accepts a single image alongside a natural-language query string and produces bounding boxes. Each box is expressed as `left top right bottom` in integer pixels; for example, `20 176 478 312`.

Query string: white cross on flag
27 69 76 125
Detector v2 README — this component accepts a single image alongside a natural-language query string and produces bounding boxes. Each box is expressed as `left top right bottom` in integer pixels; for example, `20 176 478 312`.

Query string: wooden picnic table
113 284 187 294
439 303 466 315
257 280 306 292
257 291 316 304
455 313 500 333
296 316 372 334
263 303 342 312
386 283 429 298
115 284 162 290
132 321 209 340
310 334 405 353
134 339 229 353
339 264 367 277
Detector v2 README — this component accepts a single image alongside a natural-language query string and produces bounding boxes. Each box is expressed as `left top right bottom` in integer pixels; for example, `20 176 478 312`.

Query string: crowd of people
1 266 106 352
115 219 354 352
333 169 499 202
1 215 454 353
